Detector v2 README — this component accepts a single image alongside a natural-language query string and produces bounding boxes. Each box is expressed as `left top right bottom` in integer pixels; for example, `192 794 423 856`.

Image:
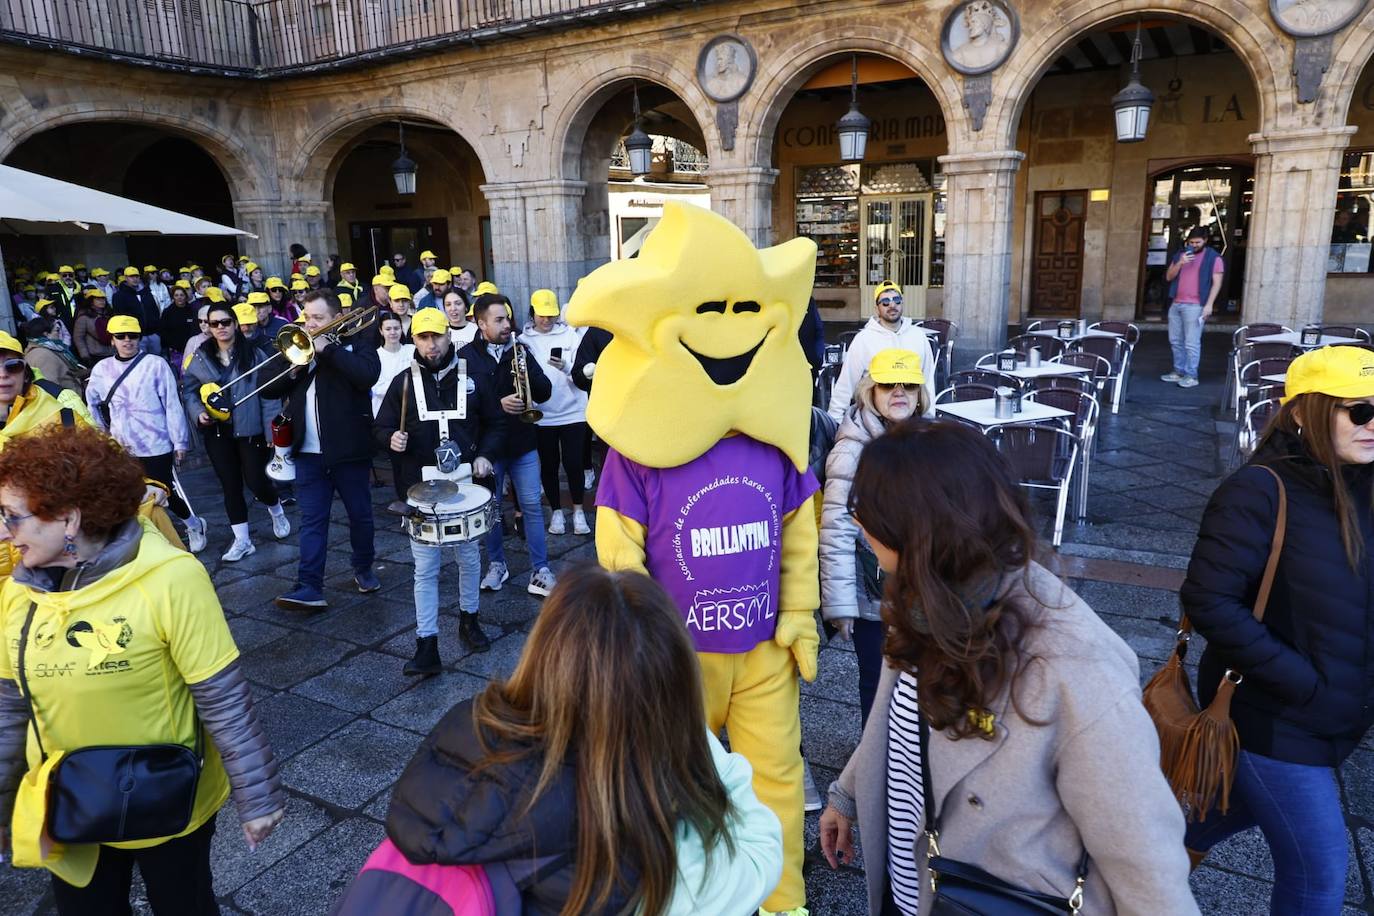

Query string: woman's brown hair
849 419 1042 738
1259 393 1370 567
470 564 734 916
0 424 144 537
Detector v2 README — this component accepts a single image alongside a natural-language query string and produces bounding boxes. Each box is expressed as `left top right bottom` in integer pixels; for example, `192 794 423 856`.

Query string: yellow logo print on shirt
65 618 132 669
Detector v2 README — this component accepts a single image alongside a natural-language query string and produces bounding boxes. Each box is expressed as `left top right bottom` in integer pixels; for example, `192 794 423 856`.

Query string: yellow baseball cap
142 264 158 273
122 266 139 277
233 303 258 325
58 265 74 274
237 255 251 263
174 279 192 290
266 276 287 290
531 288 560 317
430 269 452 284
450 266 464 276
73 263 85 270
867 348 925 385
340 262 356 272
244 261 259 273
291 280 309 292
90 268 109 277
178 266 193 274
305 266 321 277
873 281 901 303
291 272 304 282
1283 345 1374 403
107 315 141 335
380 265 396 277
0 331 22 354
35 298 55 311
411 308 448 336
389 284 413 302
84 288 106 299
371 274 389 286
419 250 437 261
204 287 226 303
188 264 202 272
247 291 270 305
474 281 498 296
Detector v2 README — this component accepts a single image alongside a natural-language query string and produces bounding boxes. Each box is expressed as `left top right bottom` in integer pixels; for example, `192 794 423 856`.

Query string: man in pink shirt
1162 226 1224 388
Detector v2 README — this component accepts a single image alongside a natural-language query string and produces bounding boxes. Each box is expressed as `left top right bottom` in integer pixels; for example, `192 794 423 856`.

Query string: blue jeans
1186 750 1347 915
411 539 480 636
1167 301 1203 379
295 454 375 591
852 618 885 730
485 449 547 571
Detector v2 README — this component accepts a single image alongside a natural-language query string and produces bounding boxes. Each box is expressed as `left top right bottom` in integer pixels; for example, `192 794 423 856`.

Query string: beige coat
828 562 1200 916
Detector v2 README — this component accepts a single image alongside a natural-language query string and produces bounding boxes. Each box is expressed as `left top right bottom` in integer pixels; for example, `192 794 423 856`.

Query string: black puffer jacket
1182 429 1374 767
387 699 632 916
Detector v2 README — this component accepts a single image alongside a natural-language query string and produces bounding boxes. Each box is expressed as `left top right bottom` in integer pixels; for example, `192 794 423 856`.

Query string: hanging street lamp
625 83 654 177
391 120 417 195
836 54 871 162
1112 22 1155 143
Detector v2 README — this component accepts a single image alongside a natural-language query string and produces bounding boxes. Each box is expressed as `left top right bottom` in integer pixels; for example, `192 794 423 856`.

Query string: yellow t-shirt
0 520 236 847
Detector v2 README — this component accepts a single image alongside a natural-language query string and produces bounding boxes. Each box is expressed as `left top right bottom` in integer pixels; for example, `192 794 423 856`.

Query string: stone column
479 179 590 311
707 166 779 248
1243 126 1356 328
233 199 331 279
937 150 1025 357
479 182 531 302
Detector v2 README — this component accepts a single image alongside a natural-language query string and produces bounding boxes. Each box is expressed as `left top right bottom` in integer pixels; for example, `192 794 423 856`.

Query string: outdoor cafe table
1249 331 1362 349
994 364 1093 382
1026 328 1124 344
936 397 1074 430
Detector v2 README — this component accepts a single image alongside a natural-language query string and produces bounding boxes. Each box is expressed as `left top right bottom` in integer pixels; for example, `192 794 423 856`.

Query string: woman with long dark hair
179 303 290 561
1183 345 1374 914
385 565 784 915
819 420 1197 916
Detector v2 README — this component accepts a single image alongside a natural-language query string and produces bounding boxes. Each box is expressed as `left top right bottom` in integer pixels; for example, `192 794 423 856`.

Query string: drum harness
409 356 472 526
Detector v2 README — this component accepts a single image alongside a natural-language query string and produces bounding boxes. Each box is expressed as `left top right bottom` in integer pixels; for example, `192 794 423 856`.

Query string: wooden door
1029 191 1087 317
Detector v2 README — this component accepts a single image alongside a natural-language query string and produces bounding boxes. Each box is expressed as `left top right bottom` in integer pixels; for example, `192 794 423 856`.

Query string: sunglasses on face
878 296 903 306
1340 402 1374 426
207 318 235 329
112 333 142 341
392 257 404 263
876 381 919 392
0 358 25 375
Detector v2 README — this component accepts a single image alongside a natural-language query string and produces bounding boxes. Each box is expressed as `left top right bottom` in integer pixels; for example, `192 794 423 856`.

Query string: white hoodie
520 320 587 427
827 316 937 420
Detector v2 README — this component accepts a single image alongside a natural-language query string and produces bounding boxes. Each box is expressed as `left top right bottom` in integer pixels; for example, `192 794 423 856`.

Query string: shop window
1330 150 1374 274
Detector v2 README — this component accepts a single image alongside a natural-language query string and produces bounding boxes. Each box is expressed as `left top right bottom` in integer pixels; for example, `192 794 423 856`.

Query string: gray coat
820 403 887 623
180 341 280 440
828 563 1200 916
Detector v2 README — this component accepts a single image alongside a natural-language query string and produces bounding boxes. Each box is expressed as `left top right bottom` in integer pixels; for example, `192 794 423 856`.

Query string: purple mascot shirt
596 435 819 654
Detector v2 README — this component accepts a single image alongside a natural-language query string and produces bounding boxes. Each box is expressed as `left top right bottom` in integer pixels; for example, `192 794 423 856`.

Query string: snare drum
404 483 497 545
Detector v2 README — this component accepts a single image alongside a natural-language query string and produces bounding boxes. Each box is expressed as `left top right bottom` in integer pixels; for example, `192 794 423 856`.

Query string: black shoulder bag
95 352 146 428
919 712 1090 914
16 601 203 844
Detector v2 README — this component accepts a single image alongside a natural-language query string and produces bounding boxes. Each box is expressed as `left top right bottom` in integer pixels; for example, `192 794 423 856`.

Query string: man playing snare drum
374 308 507 674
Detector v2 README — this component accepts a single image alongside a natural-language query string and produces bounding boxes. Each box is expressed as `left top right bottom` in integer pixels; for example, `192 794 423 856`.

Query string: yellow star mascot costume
568 203 820 915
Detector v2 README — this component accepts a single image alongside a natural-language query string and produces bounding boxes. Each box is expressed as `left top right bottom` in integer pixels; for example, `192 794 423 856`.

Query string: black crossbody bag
16 601 203 844
919 713 1090 914
95 352 146 428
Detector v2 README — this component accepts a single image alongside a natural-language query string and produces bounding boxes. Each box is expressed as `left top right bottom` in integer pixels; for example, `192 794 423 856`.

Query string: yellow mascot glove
773 609 820 683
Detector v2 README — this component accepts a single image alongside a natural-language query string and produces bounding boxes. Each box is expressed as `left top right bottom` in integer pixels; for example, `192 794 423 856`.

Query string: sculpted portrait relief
697 35 757 103
942 0 1018 75
1270 0 1368 36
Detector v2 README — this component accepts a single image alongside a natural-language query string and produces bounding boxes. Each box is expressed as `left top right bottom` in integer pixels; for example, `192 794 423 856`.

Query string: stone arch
989 0 1285 150
741 30 963 167
548 57 721 178
0 102 264 198
1322 6 1374 126
288 105 496 205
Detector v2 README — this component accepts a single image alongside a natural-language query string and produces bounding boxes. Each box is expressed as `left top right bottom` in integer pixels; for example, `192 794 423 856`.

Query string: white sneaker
572 508 591 535
222 540 255 562
547 510 566 535
528 567 556 597
1160 371 1182 382
185 517 207 554
802 757 822 812
271 511 291 540
584 468 596 490
1178 376 1199 388
480 562 509 592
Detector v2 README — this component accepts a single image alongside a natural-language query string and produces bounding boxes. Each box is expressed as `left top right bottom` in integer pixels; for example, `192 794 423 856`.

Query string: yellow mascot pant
699 639 804 912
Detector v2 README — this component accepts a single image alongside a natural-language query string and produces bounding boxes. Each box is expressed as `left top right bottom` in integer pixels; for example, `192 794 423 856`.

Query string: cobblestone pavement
5 329 1374 914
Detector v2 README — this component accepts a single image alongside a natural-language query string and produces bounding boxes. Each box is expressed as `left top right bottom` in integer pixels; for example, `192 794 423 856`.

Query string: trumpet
511 332 543 424
201 305 379 419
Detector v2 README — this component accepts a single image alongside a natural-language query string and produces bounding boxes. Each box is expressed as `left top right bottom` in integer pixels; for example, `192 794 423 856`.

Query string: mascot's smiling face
567 202 816 470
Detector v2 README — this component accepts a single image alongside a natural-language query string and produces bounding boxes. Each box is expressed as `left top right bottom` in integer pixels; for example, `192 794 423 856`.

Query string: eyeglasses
0 358 26 375
112 333 142 341
875 381 920 392
392 256 404 263
1339 402 1374 426
207 318 235 329
878 296 903 306
0 510 34 533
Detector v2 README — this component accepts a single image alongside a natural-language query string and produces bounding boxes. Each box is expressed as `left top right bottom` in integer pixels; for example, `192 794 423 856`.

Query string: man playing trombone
262 289 383 611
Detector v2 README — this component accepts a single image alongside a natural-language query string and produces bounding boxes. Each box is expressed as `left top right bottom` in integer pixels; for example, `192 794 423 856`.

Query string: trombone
200 305 378 420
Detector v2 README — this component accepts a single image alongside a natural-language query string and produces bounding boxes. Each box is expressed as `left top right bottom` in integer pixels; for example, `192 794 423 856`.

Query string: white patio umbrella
0 164 256 332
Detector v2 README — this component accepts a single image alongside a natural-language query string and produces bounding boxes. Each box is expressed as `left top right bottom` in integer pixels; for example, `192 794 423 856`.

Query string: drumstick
399 371 410 435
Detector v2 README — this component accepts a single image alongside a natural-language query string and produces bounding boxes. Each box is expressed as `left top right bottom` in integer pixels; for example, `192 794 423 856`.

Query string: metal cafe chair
1071 336 1130 413
1228 397 1282 469
1026 388 1099 520
1235 356 1294 422
935 382 1000 404
1315 325 1372 343
1090 320 1141 348
1050 351 1112 398
987 425 1081 548
1031 374 1098 401
1224 325 1294 409
916 318 958 389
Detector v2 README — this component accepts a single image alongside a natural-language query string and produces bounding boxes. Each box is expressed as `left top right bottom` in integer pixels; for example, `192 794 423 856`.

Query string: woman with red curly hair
0 425 285 915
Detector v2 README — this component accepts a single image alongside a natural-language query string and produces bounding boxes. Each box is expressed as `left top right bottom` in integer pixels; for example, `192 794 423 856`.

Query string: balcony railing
0 0 675 76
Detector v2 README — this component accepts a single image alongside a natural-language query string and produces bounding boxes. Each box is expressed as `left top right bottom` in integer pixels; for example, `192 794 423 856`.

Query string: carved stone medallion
942 0 1019 76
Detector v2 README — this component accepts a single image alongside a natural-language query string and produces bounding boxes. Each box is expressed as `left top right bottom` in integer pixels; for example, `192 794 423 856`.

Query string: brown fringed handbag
1143 465 1286 823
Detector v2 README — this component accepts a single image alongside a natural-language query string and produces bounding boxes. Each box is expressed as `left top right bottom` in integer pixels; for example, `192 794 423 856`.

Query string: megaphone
267 413 295 482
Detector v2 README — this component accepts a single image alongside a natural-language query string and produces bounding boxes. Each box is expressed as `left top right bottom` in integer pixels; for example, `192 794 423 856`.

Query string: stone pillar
1243 126 1355 328
480 180 591 312
707 166 779 248
937 150 1025 357
234 199 331 279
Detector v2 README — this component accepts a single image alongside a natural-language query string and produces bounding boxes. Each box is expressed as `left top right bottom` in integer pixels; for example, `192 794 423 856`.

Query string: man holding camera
1162 226 1224 389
